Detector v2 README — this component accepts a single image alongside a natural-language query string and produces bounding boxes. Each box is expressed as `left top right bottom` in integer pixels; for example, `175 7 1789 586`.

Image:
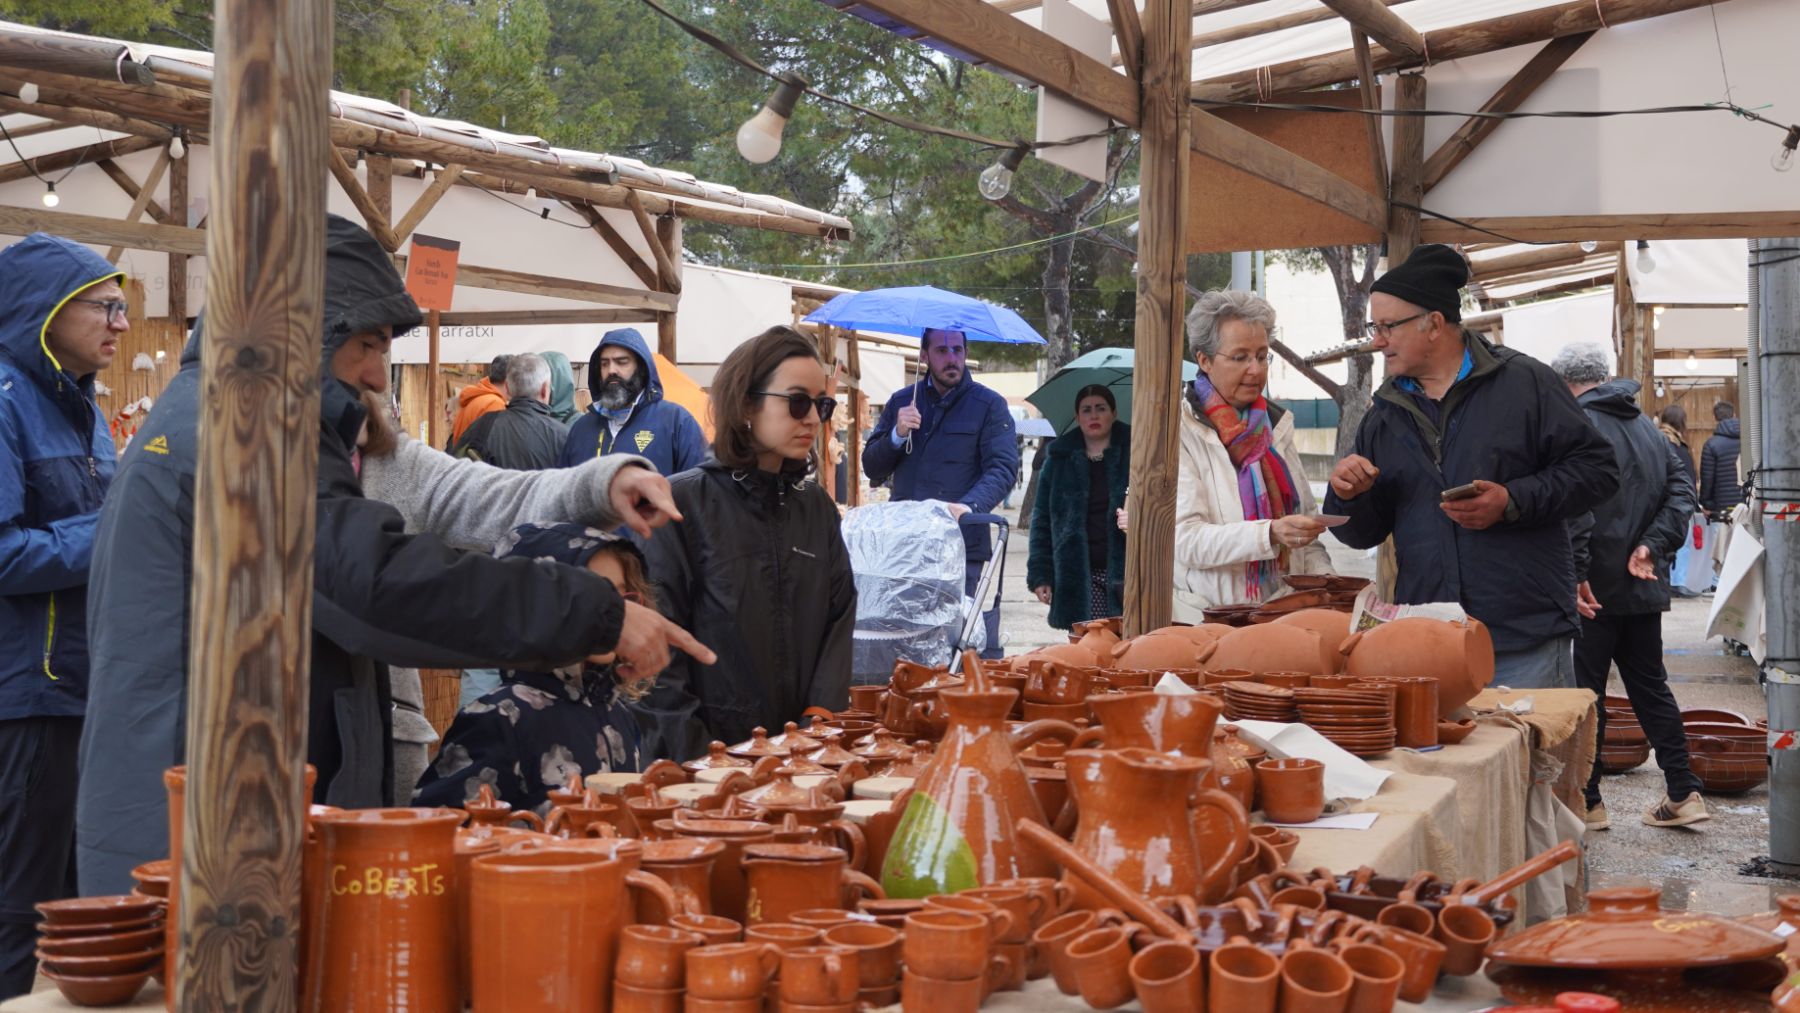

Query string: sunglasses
752 390 837 423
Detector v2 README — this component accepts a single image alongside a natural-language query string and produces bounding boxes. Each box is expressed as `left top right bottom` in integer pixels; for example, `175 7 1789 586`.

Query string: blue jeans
1492 636 1574 690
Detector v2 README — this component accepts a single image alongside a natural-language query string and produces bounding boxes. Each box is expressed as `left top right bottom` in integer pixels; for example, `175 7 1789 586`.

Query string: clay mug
468 848 624 1012
899 967 984 1010
855 897 926 930
1373 889 1435 936
1330 940 1404 1013
922 893 1016 946
1032 909 1105 996
962 886 1044 944
847 685 887 714
740 843 883 925
778 945 860 1006
684 942 781 1000
669 913 742 946
789 908 858 933
638 838 725 920
1435 902 1496 976
1210 935 1281 1013
995 876 1076 927
820 922 902 989
616 924 705 990
1278 939 1352 1013
1269 885 1329 911
783 807 867 872
901 909 993 981
1063 924 1136 1010
1388 676 1440 749
660 816 775 924
612 980 682 1013
1351 923 1444 1003
1256 758 1325 824
683 997 760 1013
1130 940 1204 1013
1250 826 1300 864
744 923 820 952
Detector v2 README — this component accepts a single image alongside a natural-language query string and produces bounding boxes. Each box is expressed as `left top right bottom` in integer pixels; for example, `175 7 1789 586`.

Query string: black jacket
76 216 627 896
1568 381 1697 615
637 459 856 762
455 396 565 470
1322 332 1620 652
1700 417 1744 513
1026 422 1129 630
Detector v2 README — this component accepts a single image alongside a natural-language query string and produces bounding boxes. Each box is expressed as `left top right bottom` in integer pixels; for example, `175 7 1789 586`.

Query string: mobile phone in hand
1440 482 1481 502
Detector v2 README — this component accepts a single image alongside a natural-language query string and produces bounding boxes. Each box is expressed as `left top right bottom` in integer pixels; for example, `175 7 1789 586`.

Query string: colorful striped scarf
1192 373 1299 600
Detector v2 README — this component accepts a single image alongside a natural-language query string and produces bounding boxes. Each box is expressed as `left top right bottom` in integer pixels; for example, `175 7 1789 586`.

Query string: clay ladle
1015 820 1197 946
1456 839 1581 907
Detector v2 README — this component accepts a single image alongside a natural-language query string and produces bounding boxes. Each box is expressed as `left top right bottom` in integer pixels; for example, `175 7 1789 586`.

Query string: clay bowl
1598 742 1650 775
1682 708 1752 726
129 861 171 900
37 915 161 939
35 928 164 960
1205 669 1257 688
1690 748 1768 793
1685 722 1764 746
1436 719 1477 745
1603 721 1647 747
36 946 162 979
1284 575 1331 590
40 968 152 1007
36 896 162 927
1257 672 1313 690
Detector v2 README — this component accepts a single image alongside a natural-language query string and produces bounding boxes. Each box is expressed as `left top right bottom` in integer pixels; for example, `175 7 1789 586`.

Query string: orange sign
405 234 460 311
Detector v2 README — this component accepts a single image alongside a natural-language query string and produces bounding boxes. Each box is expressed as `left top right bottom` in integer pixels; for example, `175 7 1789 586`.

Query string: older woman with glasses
635 326 856 761
1173 290 1331 620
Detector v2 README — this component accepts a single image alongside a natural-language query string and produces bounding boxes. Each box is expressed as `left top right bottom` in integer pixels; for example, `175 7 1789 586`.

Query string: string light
978 146 1028 201
168 130 186 161
1685 353 1700 371
1636 240 1656 274
17 82 36 104
1775 126 1799 172
736 73 807 164
1580 240 1598 253
1654 304 1666 316
41 182 58 208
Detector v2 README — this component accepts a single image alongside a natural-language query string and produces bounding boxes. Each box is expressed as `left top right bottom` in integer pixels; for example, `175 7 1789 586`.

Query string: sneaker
1584 802 1610 831
1643 792 1711 828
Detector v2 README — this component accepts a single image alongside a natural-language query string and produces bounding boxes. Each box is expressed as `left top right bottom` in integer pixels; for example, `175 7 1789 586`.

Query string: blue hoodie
557 328 706 476
0 234 121 721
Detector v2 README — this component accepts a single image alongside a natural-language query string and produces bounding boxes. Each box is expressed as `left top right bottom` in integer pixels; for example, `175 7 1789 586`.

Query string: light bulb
1775 127 1800 173
1685 354 1699 371
1579 240 1598 253
155 349 166 361
168 135 185 160
1654 305 1666 316
1636 240 1655 274
978 146 1028 201
18 82 38 104
41 182 58 208
736 73 807 164
526 187 551 219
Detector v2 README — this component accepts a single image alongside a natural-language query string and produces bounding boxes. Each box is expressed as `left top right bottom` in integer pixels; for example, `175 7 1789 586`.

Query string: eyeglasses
1363 312 1430 338
751 390 837 423
69 297 129 323
1213 350 1272 367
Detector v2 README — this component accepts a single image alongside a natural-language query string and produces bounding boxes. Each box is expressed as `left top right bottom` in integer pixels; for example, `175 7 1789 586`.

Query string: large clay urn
1063 749 1247 906
1339 617 1495 717
1109 633 1208 671
1268 610 1352 673
1199 624 1339 675
879 683 1078 897
1035 641 1111 668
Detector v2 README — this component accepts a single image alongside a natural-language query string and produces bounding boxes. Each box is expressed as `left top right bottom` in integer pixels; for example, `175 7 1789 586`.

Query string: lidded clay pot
685 741 754 774
1339 616 1495 718
728 727 787 759
1486 885 1785 971
1200 624 1340 676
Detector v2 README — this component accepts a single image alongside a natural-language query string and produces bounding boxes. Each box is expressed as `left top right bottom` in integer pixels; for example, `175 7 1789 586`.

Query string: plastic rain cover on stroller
844 500 983 684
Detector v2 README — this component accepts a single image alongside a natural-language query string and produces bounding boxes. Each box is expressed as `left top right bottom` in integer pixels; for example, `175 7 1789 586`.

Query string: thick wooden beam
443 261 679 313
842 0 1140 127
167 152 188 324
180 0 329 1003
1104 0 1144 79
656 213 683 361
1352 32 1388 196
1421 32 1592 192
0 93 176 142
96 158 175 225
437 309 659 326
0 31 156 85
1124 0 1191 636
327 145 401 251
572 203 659 291
366 153 392 223
624 190 682 296
1183 0 1408 53
0 204 205 254
1421 210 1800 244
1192 0 1733 101
392 163 464 245
0 134 159 185
1386 74 1426 264
105 149 172 263
1470 240 1618 281
1189 110 1386 230
1318 0 1423 59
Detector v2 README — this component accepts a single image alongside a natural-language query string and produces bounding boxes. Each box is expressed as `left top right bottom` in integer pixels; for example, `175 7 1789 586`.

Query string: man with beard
863 327 1019 658
558 328 706 476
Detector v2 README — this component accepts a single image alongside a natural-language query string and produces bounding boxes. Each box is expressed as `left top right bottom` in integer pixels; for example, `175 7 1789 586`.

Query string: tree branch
988 191 1060 234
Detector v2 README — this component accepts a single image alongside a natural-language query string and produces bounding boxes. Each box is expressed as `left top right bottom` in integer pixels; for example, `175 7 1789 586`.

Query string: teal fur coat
1026 421 1130 630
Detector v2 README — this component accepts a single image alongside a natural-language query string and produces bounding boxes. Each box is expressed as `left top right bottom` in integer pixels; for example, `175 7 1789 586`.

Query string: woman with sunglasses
634 326 855 762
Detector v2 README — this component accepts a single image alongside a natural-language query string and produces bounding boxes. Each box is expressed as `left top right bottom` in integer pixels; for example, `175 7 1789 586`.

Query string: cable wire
756 211 1140 270
0 116 100 191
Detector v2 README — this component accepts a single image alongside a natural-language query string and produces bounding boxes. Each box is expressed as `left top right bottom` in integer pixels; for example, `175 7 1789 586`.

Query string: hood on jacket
458 377 506 409
586 328 664 409
1577 379 1643 419
0 232 125 394
1716 417 1741 439
320 214 424 449
542 350 579 423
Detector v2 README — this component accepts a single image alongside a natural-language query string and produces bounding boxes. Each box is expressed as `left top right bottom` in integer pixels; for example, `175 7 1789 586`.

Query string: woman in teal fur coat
1026 384 1130 630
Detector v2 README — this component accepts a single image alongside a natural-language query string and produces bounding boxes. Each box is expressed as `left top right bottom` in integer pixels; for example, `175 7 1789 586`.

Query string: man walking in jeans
1553 343 1708 830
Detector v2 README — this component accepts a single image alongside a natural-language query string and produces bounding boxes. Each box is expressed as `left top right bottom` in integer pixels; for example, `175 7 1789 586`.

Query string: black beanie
1371 244 1468 323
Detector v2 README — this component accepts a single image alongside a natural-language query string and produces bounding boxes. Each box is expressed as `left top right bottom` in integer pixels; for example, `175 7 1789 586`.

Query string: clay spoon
1456 839 1581 907
1015 820 1197 946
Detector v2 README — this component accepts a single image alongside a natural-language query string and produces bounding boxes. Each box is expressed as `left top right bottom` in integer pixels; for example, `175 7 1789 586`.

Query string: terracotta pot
1209 936 1280 1012
1332 940 1404 1013
1131 940 1204 1013
611 979 682 1013
40 969 153 1008
685 740 755 775
661 817 775 925
617 924 706 989
995 876 1076 931
35 928 162 961
1073 618 1124 664
1201 624 1339 676
899 967 984 1009
744 922 820 953
1258 671 1313 690
1250 826 1300 864
901 909 992 980
638 838 724 920
306 808 462 1013
1437 719 1477 745
1339 616 1495 717
726 727 785 759
820 922 902 988
1257 758 1325 825
469 847 624 1010
921 893 1016 951
1065 925 1136 1010
779 806 867 872
779 944 860 1006
740 843 883 925
879 683 1075 896
1279 941 1353 1012
669 912 742 946
1212 726 1262 814
1065 748 1248 907
1037 641 1111 668
1486 884 1784 971
1023 662 1095 705
1075 690 1223 757
1269 610 1353 670
1205 668 1257 687
1147 623 1232 647
685 941 780 1000
1387 676 1440 749
847 685 887 714
855 897 926 931
1351 923 1444 1003
546 790 631 840
1110 633 1207 671
1022 700 1091 723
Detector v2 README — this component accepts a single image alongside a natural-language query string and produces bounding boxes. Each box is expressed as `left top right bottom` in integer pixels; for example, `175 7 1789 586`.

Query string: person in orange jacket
450 355 510 446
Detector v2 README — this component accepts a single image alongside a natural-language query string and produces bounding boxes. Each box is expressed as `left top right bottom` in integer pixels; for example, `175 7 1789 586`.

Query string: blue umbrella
803 286 1047 345
1025 347 1199 434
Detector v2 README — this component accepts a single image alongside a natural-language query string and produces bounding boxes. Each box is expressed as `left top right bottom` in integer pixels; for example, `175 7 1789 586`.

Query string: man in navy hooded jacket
0 233 126 1000
558 328 706 475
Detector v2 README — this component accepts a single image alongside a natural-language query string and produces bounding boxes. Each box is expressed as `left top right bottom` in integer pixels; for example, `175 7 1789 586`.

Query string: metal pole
1758 236 1800 872
1231 251 1252 291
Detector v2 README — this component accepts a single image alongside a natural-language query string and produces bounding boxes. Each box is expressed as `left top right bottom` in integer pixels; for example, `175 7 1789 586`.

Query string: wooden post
367 154 392 224
656 214 682 362
181 0 330 1004
1122 0 1191 637
427 309 442 449
1386 74 1426 265
167 148 188 325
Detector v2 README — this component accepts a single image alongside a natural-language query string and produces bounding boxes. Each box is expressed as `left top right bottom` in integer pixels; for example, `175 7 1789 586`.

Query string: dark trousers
1574 612 1701 806
0 717 82 1001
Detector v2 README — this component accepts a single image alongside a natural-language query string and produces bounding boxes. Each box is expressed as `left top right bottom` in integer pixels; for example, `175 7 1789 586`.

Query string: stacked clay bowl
36 895 164 1006
1293 686 1395 757
1599 695 1650 772
1223 680 1297 722
1684 718 1768 794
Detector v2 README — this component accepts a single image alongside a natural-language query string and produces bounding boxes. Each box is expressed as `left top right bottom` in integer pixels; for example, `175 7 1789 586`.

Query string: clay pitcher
879 684 1077 897
1339 616 1495 716
1063 749 1247 907
1071 618 1122 665
1073 691 1223 757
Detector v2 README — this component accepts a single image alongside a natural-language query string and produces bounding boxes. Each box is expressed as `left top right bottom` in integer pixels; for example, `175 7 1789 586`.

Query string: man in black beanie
1323 244 1619 689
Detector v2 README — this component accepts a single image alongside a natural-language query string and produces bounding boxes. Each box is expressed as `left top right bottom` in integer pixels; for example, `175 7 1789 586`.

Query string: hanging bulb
168 134 186 161
18 82 38 104
1685 353 1700 371
1775 126 1800 173
1636 240 1655 274
41 182 58 208
1654 304 1666 316
1579 240 1598 253
736 73 807 164
423 163 436 183
977 146 1029 201
526 186 551 219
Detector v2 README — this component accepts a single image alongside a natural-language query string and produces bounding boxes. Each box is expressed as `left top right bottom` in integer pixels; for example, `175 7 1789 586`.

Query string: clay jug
1063 749 1247 907
1269 609 1352 673
1339 616 1495 717
879 681 1078 897
1200 624 1338 675
1110 633 1207 671
1073 691 1223 757
306 808 463 1013
1071 618 1122 664
469 848 624 1011
462 781 546 832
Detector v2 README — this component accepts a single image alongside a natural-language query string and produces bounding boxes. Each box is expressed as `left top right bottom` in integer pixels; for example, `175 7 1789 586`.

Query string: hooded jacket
1568 381 1696 615
1322 332 1620 653
557 329 706 476
542 350 579 425
77 215 629 895
450 377 507 447
1700 417 1744 513
636 459 856 762
0 234 121 722
453 395 564 471
1026 421 1129 629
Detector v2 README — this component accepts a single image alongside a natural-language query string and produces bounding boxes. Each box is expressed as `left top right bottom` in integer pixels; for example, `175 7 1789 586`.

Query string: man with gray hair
1552 342 1707 829
454 351 567 471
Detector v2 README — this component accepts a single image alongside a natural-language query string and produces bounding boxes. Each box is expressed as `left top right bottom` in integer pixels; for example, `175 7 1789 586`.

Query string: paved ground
985 509 1787 915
